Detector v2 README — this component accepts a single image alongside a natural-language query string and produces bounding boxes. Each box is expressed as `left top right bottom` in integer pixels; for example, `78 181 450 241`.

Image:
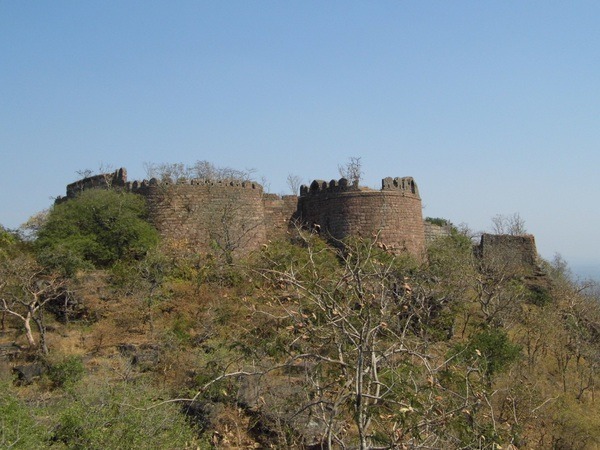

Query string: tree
35 189 159 274
50 381 202 449
76 162 114 180
286 173 303 195
0 254 67 354
0 225 18 258
491 213 527 235
338 156 363 185
144 160 255 182
0 381 46 448
18 210 48 241
205 187 264 266
253 233 494 448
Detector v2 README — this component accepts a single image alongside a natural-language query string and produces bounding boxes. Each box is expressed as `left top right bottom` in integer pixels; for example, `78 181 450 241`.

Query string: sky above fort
1 1 599 279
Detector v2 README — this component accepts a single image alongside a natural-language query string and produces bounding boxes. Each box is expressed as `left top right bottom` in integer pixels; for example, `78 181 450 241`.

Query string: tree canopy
35 189 158 274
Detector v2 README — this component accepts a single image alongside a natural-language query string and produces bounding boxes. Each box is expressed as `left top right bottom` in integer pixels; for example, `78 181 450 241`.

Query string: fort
57 168 538 268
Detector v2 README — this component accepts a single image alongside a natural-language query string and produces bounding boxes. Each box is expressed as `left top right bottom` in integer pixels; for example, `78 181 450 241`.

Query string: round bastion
298 177 426 258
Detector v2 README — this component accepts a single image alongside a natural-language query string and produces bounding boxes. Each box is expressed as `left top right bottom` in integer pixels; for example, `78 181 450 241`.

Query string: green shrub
451 329 521 377
0 382 46 448
35 189 159 275
48 355 85 388
51 381 203 449
525 283 553 306
425 217 450 227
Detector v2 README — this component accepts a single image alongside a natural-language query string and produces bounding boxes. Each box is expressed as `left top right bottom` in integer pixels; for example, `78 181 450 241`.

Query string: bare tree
144 161 256 183
255 233 490 448
18 210 49 241
286 174 302 195
338 156 363 185
491 213 527 235
144 162 190 182
163 231 520 448
259 175 271 193
75 168 94 179
207 192 263 265
470 255 527 327
191 160 255 181
0 256 67 354
76 162 114 180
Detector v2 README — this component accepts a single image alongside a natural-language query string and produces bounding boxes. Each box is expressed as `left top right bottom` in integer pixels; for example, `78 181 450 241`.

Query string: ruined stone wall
424 222 453 244
477 234 538 274
65 168 127 199
297 177 426 259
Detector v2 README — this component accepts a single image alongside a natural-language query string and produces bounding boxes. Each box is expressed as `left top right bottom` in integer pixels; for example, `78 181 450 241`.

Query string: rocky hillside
1 194 599 449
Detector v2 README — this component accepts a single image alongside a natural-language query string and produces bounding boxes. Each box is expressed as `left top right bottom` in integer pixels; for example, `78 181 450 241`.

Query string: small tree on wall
286 174 303 195
338 156 363 185
144 161 255 183
491 213 527 236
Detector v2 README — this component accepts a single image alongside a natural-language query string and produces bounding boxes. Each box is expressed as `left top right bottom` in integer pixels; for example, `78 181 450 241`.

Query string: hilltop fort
57 167 539 268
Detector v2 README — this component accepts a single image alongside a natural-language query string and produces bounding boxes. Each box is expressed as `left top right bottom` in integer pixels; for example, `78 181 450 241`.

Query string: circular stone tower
297 177 425 259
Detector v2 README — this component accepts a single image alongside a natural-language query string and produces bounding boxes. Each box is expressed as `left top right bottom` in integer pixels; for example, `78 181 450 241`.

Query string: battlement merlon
126 177 263 192
65 168 128 199
300 176 420 198
381 177 420 198
64 167 264 199
300 178 360 196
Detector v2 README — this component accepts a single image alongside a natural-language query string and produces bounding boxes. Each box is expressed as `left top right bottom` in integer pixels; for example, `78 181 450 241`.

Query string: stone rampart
424 222 453 243
477 234 539 274
297 177 426 258
58 168 297 257
130 180 268 256
65 168 127 199
262 194 299 241
59 169 427 259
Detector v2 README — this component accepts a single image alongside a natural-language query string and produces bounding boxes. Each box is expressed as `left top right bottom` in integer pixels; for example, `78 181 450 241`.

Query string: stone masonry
58 168 537 264
297 177 425 258
59 169 427 259
476 233 539 274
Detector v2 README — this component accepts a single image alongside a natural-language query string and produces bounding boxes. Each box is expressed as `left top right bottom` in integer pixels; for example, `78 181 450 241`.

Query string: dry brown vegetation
1 221 600 449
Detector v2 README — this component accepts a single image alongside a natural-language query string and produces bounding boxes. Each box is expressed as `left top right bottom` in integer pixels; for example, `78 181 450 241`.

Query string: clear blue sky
1 1 599 277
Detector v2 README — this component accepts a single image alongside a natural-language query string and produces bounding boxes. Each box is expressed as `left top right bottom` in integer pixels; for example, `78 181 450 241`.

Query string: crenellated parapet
56 168 426 260
126 177 263 194
300 177 420 198
381 177 420 197
65 168 128 199
57 168 289 257
297 176 426 259
62 168 263 200
299 178 358 196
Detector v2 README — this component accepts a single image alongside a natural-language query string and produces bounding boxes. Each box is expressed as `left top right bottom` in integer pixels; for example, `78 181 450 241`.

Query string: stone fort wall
130 178 268 256
477 233 539 274
60 168 541 274
59 169 426 259
61 168 299 256
297 177 425 258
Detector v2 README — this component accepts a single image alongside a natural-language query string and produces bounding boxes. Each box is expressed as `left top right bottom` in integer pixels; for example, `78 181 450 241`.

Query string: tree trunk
23 312 36 348
33 311 48 355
